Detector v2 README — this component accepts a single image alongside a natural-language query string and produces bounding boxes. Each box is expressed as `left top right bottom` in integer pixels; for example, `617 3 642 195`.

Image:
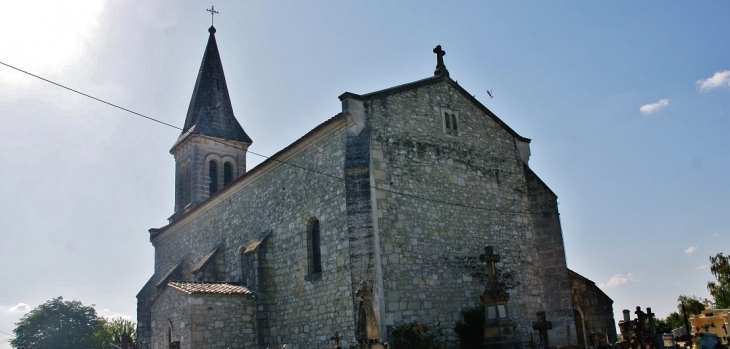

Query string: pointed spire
174 26 252 148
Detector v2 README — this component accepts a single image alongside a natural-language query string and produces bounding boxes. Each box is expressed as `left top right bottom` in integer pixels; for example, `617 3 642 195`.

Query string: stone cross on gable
480 245 500 283
532 311 553 349
433 45 449 76
331 330 343 349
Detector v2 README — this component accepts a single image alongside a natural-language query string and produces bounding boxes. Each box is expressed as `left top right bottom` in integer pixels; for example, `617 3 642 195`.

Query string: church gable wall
149 120 355 348
367 80 545 343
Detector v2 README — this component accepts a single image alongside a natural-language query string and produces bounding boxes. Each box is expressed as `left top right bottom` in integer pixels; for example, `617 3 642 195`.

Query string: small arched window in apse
209 160 219 195
224 162 233 186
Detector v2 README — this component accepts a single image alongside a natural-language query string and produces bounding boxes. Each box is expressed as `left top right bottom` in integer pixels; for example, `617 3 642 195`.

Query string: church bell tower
169 25 252 220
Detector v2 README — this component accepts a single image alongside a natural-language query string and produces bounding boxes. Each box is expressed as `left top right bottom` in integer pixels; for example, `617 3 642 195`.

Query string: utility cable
0 60 557 216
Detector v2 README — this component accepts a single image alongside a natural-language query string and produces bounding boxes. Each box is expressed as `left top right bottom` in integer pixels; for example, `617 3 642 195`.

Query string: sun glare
0 0 106 85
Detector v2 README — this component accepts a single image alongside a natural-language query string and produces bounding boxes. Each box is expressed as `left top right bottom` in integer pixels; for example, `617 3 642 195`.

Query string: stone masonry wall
524 165 578 347
146 118 355 349
367 79 547 345
570 271 617 345
150 288 190 349
187 294 256 348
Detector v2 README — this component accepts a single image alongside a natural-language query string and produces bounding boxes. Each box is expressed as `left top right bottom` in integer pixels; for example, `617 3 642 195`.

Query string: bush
390 321 444 349
454 307 484 349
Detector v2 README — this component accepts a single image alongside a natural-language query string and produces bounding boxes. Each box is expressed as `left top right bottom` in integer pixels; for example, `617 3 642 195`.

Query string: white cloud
6 303 30 313
694 265 708 270
639 99 670 114
696 70 730 92
685 246 698 254
600 273 638 288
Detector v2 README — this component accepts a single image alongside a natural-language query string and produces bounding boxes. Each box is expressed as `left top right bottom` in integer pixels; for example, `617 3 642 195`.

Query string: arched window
209 160 219 195
307 218 322 275
224 162 233 186
180 162 191 207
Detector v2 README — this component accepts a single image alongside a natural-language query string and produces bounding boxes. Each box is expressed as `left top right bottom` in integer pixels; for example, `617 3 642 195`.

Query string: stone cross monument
479 245 519 349
532 311 553 349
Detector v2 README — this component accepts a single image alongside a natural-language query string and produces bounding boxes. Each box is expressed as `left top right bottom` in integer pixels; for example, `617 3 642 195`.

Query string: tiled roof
168 281 254 296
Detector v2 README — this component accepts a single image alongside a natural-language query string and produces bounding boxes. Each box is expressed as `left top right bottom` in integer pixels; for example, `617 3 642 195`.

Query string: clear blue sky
1 1 728 346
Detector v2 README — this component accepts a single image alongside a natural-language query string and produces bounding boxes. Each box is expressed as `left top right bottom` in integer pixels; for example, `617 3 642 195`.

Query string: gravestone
662 334 676 349
590 332 610 349
697 333 721 349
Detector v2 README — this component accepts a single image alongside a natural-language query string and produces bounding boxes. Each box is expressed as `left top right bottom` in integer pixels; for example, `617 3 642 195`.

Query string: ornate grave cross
635 306 648 349
532 311 553 349
207 6 219 26
432 45 449 76
331 330 343 349
480 245 500 283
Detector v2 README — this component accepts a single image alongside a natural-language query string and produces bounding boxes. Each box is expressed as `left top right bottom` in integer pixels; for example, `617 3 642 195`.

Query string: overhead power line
0 60 557 216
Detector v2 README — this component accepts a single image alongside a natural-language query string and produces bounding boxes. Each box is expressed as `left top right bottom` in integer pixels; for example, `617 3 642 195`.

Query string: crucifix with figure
480 245 500 284
207 6 219 26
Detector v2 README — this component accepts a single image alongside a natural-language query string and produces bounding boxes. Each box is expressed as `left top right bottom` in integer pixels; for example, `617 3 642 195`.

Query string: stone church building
136 26 616 349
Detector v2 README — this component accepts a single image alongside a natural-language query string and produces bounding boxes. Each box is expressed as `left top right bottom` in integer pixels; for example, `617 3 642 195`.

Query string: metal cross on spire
207 6 219 26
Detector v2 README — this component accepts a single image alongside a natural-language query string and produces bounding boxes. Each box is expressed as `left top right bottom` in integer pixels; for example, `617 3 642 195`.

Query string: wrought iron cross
480 245 500 282
207 6 219 26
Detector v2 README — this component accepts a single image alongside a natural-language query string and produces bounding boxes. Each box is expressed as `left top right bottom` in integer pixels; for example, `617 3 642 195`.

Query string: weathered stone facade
137 25 614 349
569 270 618 348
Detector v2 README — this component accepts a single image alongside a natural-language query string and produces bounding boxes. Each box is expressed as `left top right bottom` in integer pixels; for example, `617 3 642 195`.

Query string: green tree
11 296 103 349
655 312 683 334
656 296 704 334
707 252 730 308
677 295 705 315
93 318 137 349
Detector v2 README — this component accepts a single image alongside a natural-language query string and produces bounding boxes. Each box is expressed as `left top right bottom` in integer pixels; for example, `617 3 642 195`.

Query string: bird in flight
487 90 494 99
